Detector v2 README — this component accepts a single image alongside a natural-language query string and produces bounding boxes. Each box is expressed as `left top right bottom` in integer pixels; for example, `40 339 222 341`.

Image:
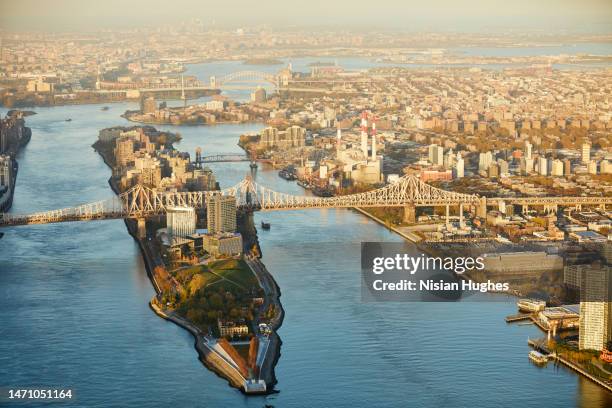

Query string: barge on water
278 168 296 181
528 350 549 364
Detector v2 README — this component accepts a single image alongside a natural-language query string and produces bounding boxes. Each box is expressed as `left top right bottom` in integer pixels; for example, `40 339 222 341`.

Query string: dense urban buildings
1 4 612 405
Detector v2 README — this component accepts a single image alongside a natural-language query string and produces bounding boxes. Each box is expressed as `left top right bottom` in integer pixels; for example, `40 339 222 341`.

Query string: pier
505 313 532 323
528 338 612 393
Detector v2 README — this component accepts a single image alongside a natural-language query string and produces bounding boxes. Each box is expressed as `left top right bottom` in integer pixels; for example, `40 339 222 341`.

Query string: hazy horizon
1 0 611 33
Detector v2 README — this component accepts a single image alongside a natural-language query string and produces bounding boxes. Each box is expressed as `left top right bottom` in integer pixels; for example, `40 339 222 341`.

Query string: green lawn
176 259 258 295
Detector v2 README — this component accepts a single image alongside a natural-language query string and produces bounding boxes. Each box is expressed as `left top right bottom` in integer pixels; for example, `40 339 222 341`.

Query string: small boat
278 169 296 181
528 350 548 364
65 118 72 122
261 221 271 230
0 232 4 240
101 106 110 111
250 161 258 169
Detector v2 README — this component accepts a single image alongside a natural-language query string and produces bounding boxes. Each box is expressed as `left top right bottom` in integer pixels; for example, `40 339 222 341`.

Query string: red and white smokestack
371 118 377 160
360 111 368 157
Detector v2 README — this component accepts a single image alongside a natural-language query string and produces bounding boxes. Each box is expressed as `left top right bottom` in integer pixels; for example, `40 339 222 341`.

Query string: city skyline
1 0 611 32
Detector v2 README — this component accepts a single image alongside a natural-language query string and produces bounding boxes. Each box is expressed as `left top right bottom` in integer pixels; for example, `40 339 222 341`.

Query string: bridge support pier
445 205 450 228
477 197 487 219
137 218 146 239
403 205 416 224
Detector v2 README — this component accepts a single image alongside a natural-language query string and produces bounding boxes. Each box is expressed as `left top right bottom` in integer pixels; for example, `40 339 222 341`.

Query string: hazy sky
1 0 611 32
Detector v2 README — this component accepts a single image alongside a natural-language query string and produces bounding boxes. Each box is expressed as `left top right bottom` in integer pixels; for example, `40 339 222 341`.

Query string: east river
2 54 612 407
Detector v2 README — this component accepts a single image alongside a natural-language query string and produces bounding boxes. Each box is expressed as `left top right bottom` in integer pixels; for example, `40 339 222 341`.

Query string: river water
1 57 612 407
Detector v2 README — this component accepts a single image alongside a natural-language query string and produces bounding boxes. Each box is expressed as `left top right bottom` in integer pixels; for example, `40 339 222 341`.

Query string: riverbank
122 112 264 127
92 134 282 394
0 114 32 212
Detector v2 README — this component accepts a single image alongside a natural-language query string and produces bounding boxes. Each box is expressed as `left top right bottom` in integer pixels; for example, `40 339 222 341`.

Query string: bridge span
0 175 609 228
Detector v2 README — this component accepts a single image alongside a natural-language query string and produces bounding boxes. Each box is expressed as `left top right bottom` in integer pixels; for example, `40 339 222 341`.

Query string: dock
505 313 532 323
527 338 612 392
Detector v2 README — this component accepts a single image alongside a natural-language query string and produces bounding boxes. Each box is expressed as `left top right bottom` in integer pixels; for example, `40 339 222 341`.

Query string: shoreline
0 121 32 212
122 113 264 127
93 137 283 395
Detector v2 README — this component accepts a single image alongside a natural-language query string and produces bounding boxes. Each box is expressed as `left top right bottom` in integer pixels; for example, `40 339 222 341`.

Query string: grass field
176 258 258 295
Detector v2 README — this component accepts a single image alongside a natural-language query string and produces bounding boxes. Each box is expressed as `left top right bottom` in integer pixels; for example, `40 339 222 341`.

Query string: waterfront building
141 96 157 114
114 135 135 167
166 206 197 239
482 252 563 281
207 195 237 234
0 155 10 188
218 319 249 338
0 123 6 153
587 160 598 175
259 126 305 149
579 264 612 351
202 232 243 257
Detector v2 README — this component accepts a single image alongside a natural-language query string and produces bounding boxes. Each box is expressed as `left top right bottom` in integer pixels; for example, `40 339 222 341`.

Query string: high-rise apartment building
454 153 464 178
581 143 591 164
551 159 564 176
478 151 493 172
428 144 444 166
166 206 197 239
207 195 237 234
524 141 532 160
537 156 548 176
579 264 612 351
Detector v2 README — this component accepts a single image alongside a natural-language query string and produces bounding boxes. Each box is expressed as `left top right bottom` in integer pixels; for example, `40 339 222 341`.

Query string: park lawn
209 258 259 290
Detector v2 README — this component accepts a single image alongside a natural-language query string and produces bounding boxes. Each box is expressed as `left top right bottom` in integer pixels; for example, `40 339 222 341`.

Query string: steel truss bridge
199 154 251 163
210 71 278 89
0 175 609 228
0 175 479 227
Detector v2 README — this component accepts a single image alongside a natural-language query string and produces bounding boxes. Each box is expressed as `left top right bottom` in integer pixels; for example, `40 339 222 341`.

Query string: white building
581 143 591 164
478 151 493 172
551 159 564 176
454 153 464 178
524 141 532 160
537 156 548 176
166 206 196 239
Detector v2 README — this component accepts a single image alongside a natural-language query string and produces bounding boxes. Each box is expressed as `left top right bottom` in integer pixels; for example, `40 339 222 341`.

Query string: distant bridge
199 154 251 163
210 71 278 89
0 175 609 228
